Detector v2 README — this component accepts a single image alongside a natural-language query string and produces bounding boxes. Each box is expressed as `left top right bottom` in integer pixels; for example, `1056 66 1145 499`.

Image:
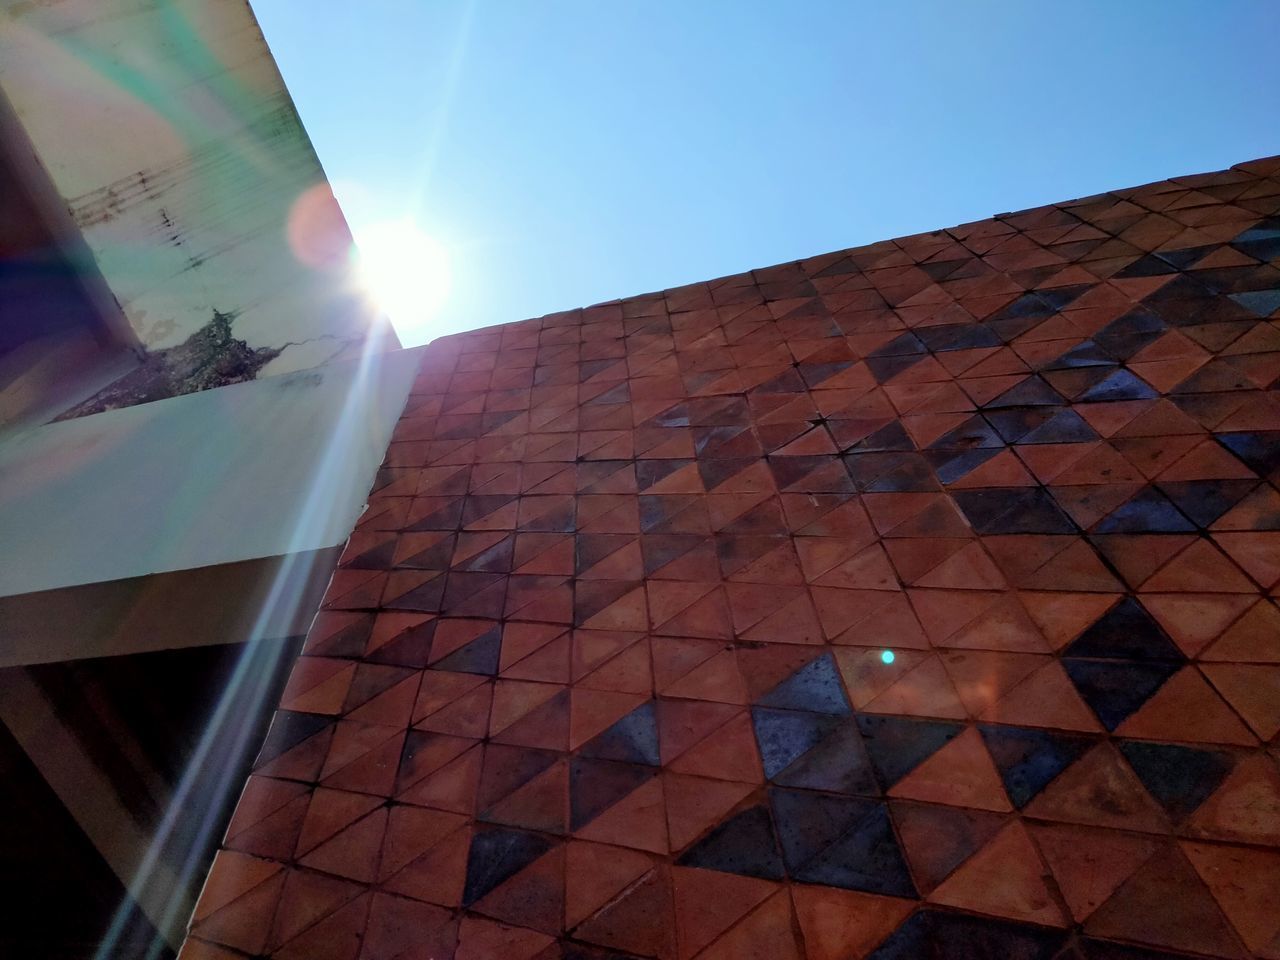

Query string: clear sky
251 0 1280 347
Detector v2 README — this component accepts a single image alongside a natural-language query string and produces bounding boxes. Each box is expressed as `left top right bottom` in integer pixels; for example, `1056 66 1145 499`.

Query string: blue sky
252 0 1280 346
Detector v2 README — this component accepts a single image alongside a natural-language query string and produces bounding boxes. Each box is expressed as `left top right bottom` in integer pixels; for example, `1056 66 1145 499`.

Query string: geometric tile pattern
184 155 1280 959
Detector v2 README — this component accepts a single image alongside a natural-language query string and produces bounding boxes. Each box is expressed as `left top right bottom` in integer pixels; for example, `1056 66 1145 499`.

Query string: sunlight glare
355 219 452 346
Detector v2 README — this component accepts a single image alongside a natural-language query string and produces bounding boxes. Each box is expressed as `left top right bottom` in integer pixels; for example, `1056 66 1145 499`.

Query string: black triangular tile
676 804 785 880
751 707 845 780
579 702 660 767
1062 659 1180 731
773 720 879 796
462 826 553 906
1116 740 1235 822
978 724 1094 808
568 758 654 830
1063 598 1184 661
432 625 502 675
757 653 850 715
855 714 962 789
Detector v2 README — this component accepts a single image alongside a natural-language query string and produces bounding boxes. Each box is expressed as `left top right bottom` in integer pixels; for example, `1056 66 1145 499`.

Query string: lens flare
355 220 451 347
881 649 895 664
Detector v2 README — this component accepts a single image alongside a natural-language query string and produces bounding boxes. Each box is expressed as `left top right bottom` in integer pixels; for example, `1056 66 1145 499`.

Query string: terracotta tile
663 773 755 852
571 865 677 957
472 845 565 935
1202 598 1280 661
1115 666 1257 745
1084 845 1247 958
1018 591 1122 651
1141 593 1257 657
790 886 914 960
296 788 384 858
983 661 1102 732
1141 538 1259 593
1024 742 1170 833
862 656 968 719
359 893 456 960
1031 822 1160 924
298 807 387 883
268 869 365 953
666 710 764 783
1185 753 1280 846
929 821 1068 927
574 774 668 853
454 915 554 960
563 840 655 929
656 700 741 764
273 891 370 960
1201 663 1280 740
192 851 283 926
940 650 1047 717
813 588 929 648
696 889 802 960
888 727 1012 811
1183 840 1280 953
672 865 777 959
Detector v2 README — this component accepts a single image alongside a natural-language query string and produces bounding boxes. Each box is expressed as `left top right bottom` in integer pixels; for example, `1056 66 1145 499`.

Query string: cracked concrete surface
56 310 284 419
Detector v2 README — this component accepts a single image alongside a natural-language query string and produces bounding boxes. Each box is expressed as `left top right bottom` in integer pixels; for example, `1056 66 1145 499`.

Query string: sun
354 220 452 347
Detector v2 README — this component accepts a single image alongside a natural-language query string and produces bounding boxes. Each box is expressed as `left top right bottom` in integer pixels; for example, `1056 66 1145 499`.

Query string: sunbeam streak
92 323 397 960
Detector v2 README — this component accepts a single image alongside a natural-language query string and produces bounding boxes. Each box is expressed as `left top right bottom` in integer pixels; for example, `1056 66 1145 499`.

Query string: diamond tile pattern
185 156 1280 959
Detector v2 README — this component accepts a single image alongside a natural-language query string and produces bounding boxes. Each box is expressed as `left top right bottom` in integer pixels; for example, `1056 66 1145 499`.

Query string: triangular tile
676 804 785 880
941 650 1047 717
1063 658 1180 731
571 866 677 958
668 711 764 784
890 799 1007 894
461 826 554 907
1201 663 1280 741
472 845 564 935
695 889 802 960
983 661 1102 732
1084 845 1246 959
1185 754 1280 847
1117 740 1235 822
580 701 660 766
1201 599 1280 662
863 655 968 719
1023 742 1169 832
889 727 1012 811
771 789 916 897
1183 840 1280 954
574 774 668 853
482 759 568 834
790 885 915 960
979 724 1095 809
663 773 756 852
772 718 879 796
751 707 845 780
671 865 777 960
929 821 1067 927
563 840 655 929
756 653 850 714
1029 822 1159 923
1115 666 1257 745
1141 593 1258 658
856 714 963 789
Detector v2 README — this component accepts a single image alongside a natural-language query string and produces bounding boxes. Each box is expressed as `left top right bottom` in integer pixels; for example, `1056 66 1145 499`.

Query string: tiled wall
184 155 1280 960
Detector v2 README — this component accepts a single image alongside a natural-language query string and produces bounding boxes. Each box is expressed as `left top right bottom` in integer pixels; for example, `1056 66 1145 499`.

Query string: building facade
1 2 1279 958
184 155 1280 959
